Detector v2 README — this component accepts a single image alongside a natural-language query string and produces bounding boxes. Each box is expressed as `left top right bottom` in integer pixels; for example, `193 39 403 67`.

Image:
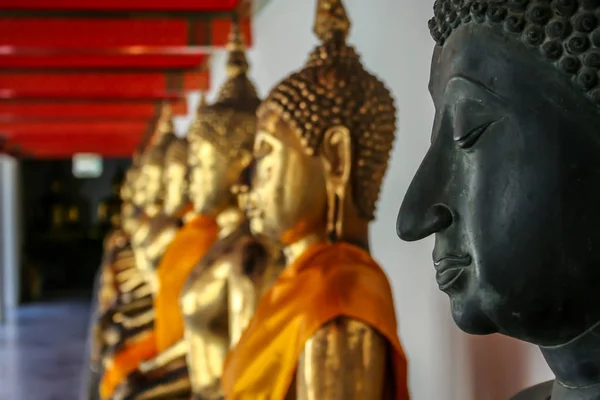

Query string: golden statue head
132 104 177 212
250 0 396 246
120 168 135 204
188 23 260 216
121 202 140 235
163 136 190 216
122 145 143 202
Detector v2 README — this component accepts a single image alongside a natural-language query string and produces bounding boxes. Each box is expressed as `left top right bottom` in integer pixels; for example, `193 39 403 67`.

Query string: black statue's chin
435 266 498 334
448 289 497 335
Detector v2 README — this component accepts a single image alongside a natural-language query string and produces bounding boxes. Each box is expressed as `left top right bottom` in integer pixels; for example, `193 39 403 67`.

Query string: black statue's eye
451 97 500 149
454 121 495 149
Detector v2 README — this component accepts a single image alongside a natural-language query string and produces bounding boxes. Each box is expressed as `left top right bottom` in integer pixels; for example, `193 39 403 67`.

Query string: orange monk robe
154 214 219 351
100 331 157 400
99 214 218 400
222 241 410 400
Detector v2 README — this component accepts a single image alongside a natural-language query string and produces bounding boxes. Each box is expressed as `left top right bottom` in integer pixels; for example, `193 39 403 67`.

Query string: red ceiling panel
0 73 167 93
27 145 139 158
0 121 150 138
0 0 241 12
0 122 147 158
0 0 250 158
0 103 155 122
0 18 252 49
0 48 209 70
0 71 208 101
29 146 139 158
0 71 207 91
0 19 189 47
0 99 188 122
7 135 142 158
206 18 252 47
0 90 183 102
9 134 142 145
183 70 212 93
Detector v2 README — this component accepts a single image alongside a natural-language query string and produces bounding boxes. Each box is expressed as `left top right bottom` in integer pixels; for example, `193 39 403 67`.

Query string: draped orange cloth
100 213 218 399
100 332 157 400
222 241 409 400
154 214 219 351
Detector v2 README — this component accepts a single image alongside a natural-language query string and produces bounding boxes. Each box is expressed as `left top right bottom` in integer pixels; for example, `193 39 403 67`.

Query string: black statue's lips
433 254 472 290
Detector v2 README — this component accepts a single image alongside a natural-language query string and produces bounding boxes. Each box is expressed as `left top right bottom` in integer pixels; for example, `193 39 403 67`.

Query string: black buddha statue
397 1 600 399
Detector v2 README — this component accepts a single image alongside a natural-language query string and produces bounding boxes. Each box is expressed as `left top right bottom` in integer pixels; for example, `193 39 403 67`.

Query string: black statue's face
398 25 600 346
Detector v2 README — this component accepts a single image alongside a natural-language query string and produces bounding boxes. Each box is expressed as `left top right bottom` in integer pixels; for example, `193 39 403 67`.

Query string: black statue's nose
397 203 453 242
397 140 453 242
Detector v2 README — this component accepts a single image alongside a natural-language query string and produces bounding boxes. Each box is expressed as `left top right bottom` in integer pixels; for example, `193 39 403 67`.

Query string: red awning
0 18 252 49
0 71 209 101
0 0 242 13
0 47 210 70
0 0 252 157
0 99 188 122
0 121 152 157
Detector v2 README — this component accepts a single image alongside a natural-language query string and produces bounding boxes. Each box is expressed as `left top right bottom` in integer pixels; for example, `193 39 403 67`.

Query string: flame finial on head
314 0 351 42
198 91 208 110
225 21 249 79
156 102 173 133
227 21 245 52
150 102 175 146
188 20 260 161
198 91 208 107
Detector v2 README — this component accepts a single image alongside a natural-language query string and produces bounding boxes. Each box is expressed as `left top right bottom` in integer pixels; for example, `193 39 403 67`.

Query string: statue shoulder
509 381 553 400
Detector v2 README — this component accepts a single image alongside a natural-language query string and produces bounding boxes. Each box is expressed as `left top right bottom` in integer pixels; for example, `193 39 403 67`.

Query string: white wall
176 0 554 398
1 155 21 316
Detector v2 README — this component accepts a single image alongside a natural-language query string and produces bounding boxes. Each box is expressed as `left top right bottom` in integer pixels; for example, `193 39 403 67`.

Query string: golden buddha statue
87 163 146 400
130 107 179 292
101 109 181 400
94 105 170 357
110 132 221 400
94 186 147 360
101 166 153 325
93 166 138 335
97 170 134 309
222 1 409 399
92 149 147 354
176 23 284 400
120 168 142 242
99 168 155 351
226 170 285 349
98 169 126 237
111 24 282 400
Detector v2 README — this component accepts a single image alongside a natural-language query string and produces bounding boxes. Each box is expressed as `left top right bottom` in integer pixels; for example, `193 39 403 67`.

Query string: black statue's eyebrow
446 75 509 103
429 46 443 99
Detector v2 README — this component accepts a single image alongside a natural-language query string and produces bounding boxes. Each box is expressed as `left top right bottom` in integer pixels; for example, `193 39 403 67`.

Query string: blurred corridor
0 301 90 400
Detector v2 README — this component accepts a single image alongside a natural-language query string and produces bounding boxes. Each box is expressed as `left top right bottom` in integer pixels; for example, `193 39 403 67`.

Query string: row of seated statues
89 0 600 398
89 1 408 399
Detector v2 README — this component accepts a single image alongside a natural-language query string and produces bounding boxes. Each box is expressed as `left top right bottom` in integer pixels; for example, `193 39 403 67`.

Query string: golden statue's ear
321 126 351 185
320 126 352 241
